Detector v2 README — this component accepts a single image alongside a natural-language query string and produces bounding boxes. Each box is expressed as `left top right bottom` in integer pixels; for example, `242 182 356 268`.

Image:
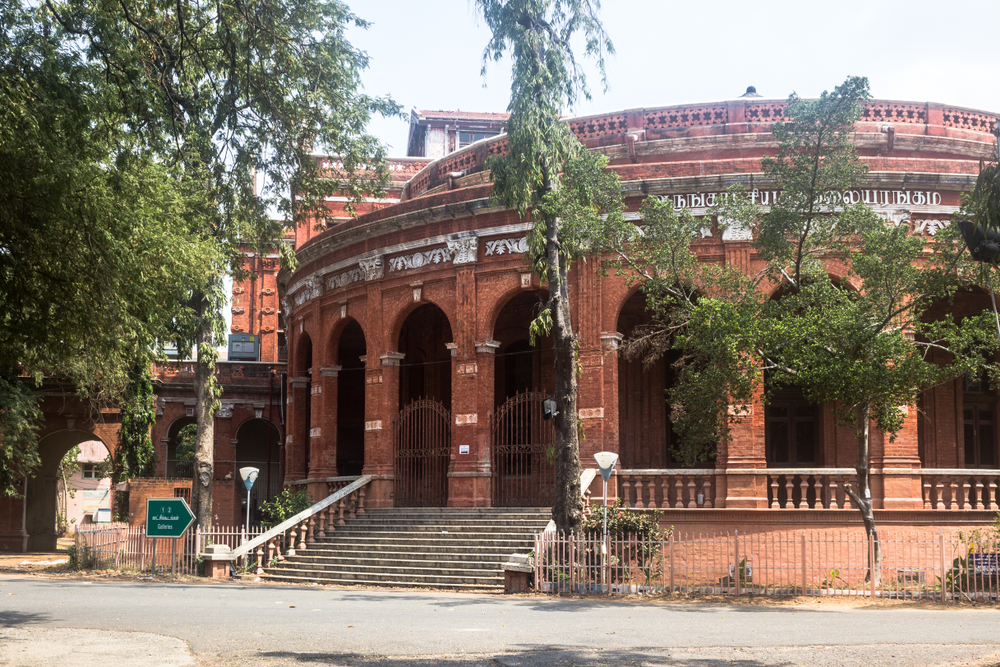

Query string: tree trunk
546 211 583 535
190 293 215 531
844 403 881 587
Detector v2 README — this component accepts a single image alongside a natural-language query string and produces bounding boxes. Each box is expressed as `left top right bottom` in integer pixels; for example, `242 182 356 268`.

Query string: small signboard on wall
94 508 112 523
459 445 470 455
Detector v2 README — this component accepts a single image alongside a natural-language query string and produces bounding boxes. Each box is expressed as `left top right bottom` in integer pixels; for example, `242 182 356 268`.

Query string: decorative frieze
293 275 323 306
310 427 321 438
914 219 947 235
455 413 478 425
388 247 452 272
217 403 234 419
327 267 365 290
365 420 382 431
485 236 528 256
578 408 604 419
456 362 478 375
359 256 384 281
447 237 478 264
311 384 322 395
366 373 383 385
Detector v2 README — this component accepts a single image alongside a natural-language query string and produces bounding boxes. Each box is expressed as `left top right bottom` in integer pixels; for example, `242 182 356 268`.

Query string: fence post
734 529 740 597
940 530 947 603
801 530 807 596
669 530 674 594
869 532 876 599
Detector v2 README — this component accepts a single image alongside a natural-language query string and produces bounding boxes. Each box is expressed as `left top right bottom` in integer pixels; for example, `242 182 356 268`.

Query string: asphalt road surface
2 574 1000 666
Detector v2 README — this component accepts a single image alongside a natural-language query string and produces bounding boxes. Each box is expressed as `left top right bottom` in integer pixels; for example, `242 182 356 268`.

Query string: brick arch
26 428 112 551
326 316 369 366
481 275 543 343
292 330 313 376
386 295 457 355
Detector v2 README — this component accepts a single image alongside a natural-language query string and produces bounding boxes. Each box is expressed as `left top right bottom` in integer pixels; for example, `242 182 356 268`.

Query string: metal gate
491 391 556 507
394 398 451 507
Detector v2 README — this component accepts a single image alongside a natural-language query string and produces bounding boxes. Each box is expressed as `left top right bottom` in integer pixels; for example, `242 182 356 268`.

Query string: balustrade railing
921 470 1000 510
619 470 716 509
227 475 374 573
765 469 857 509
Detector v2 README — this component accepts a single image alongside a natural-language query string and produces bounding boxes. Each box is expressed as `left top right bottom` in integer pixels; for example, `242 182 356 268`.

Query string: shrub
259 488 313 527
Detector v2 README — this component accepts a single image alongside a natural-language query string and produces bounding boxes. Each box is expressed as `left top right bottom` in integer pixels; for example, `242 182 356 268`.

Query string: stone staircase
260 507 550 591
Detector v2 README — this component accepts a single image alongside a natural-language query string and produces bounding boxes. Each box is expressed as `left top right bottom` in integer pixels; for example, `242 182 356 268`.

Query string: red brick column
361 352 401 507
317 365 341 477
880 404 923 510
284 377 309 483
597 333 623 499
723 382 767 508
449 341 488 507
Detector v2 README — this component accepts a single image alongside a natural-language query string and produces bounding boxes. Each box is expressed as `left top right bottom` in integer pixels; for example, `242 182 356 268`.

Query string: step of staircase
261 507 550 591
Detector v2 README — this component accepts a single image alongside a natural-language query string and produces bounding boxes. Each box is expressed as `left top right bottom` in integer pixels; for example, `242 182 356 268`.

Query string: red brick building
280 97 1000 532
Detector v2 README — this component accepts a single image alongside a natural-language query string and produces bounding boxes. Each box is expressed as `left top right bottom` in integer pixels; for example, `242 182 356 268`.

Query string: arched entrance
234 419 281 525
337 320 366 476
26 430 110 551
491 290 556 507
617 290 680 468
56 440 112 535
394 304 453 507
165 416 196 478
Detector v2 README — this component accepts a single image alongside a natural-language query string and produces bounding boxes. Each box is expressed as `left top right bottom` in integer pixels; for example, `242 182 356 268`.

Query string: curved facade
281 98 1000 519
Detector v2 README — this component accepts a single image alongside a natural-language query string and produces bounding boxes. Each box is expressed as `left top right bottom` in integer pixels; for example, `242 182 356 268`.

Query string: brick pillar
475 340 499 507
285 377 309 483
307 368 323 483
599 332 623 499
723 381 767 508
362 352 402 507
880 404 923 510
449 343 488 507
317 365 341 477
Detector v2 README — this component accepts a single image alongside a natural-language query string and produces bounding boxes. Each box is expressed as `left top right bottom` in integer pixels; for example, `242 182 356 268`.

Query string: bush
583 498 664 538
259 488 313 527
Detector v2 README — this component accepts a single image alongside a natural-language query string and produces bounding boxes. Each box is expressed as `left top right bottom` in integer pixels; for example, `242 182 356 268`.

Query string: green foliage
107 364 157 484
582 499 664 538
259 488 313 527
173 424 198 479
612 76 998 467
0 375 42 497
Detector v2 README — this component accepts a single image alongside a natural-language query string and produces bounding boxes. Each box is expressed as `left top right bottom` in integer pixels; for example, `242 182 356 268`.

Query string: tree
611 77 997 583
41 0 399 529
0 4 216 496
476 0 620 534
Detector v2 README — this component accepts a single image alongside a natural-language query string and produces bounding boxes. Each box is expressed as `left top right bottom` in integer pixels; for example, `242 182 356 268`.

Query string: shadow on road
0 610 51 627
256 649 779 666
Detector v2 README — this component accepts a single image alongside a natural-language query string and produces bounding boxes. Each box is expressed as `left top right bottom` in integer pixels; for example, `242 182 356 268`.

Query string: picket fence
535 528 1000 602
74 524 267 575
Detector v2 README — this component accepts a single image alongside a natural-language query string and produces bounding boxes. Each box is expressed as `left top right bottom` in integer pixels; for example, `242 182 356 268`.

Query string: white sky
348 0 1000 155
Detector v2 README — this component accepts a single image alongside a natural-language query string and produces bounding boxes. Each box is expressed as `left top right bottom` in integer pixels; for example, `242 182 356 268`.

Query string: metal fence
75 524 267 575
535 528 1000 601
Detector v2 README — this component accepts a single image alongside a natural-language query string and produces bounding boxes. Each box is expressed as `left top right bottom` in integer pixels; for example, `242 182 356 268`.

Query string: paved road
2 574 1000 666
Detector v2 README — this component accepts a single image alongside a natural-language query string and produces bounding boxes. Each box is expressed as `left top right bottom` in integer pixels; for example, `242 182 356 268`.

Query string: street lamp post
593 451 618 592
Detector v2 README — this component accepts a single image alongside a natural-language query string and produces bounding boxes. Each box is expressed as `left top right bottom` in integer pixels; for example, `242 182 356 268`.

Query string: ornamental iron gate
491 391 556 507
394 398 451 507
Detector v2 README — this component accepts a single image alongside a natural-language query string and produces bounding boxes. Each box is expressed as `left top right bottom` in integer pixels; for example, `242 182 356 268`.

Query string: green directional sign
146 498 196 538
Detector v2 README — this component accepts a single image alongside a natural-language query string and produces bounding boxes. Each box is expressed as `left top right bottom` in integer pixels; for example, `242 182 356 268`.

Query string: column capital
475 340 501 355
600 332 624 349
380 352 406 366
320 365 343 377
